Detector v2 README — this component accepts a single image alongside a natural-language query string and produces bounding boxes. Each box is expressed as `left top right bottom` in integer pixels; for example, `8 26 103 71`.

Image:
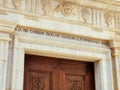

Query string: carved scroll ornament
81 8 90 23
41 0 53 15
104 12 113 27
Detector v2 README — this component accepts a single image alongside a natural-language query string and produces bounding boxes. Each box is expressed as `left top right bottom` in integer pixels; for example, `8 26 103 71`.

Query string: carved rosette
81 8 90 23
56 2 73 16
12 0 22 8
104 12 113 27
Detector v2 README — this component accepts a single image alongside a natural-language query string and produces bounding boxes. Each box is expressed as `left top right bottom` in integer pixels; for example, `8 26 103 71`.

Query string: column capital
0 20 16 34
110 36 120 56
0 20 16 41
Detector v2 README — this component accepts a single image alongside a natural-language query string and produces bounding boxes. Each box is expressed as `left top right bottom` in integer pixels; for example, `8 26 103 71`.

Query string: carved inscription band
15 25 108 47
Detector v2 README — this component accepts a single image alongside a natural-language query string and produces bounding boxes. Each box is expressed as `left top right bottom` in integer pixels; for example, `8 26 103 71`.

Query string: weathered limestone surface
0 0 119 90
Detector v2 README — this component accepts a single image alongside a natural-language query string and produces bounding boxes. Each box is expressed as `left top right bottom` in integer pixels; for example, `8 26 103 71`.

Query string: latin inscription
15 26 108 47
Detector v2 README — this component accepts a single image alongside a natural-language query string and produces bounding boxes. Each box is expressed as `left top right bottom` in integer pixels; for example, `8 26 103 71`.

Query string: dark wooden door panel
24 54 95 90
66 75 85 90
30 72 51 90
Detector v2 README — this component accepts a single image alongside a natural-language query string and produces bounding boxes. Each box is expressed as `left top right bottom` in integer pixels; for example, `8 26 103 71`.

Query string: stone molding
0 0 120 31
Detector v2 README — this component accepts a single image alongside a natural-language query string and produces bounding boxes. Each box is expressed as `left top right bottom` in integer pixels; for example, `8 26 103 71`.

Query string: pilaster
0 22 15 90
110 36 120 90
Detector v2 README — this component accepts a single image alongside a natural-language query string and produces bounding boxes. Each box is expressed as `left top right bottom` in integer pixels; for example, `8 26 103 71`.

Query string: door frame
24 54 95 90
10 32 114 90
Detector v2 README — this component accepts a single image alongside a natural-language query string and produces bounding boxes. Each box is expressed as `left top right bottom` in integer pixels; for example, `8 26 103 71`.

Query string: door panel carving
66 75 84 90
24 54 95 90
30 72 51 90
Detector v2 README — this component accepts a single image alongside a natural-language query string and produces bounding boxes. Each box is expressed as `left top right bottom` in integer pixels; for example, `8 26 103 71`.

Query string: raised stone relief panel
0 0 120 30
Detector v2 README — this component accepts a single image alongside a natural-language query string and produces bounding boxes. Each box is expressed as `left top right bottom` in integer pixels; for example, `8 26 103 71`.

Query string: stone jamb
0 25 15 90
110 37 120 90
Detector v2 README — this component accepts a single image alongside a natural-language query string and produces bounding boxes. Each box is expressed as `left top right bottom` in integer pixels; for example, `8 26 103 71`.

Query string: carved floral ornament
12 0 22 8
41 0 90 22
56 2 74 16
41 0 53 15
41 0 74 16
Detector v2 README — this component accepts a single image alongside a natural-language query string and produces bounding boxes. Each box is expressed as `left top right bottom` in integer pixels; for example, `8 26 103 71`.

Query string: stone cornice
0 0 119 33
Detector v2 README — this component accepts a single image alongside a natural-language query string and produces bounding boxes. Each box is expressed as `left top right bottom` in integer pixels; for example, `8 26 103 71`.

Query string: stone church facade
0 0 120 90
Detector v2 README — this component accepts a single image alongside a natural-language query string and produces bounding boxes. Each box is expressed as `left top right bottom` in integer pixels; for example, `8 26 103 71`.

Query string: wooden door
24 54 95 90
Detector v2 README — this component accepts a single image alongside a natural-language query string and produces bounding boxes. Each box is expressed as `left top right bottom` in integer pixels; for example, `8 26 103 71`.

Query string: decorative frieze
0 0 119 30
